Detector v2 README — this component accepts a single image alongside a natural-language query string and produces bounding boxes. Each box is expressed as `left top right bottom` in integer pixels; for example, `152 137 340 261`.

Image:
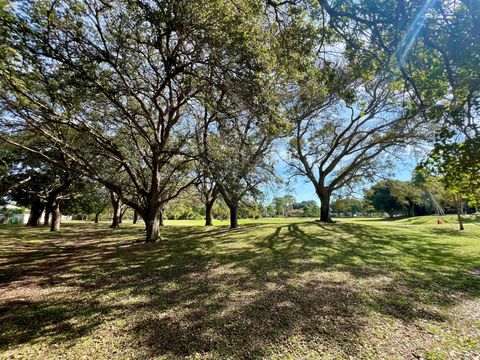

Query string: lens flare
396 0 439 65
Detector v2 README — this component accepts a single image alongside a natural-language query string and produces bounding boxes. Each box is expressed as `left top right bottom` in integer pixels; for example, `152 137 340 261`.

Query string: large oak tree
287 70 427 221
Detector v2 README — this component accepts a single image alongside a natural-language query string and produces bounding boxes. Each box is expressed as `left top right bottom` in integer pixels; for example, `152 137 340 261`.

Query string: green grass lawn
0 217 479 359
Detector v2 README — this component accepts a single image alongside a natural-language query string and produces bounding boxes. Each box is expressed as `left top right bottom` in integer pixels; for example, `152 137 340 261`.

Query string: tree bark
43 176 72 227
135 196 164 242
50 201 61 231
133 210 138 224
202 186 218 226
229 204 238 229
159 207 164 227
145 216 160 242
318 190 332 222
205 201 214 226
110 192 122 228
406 199 414 217
457 195 465 231
27 200 44 227
119 206 128 224
43 202 51 226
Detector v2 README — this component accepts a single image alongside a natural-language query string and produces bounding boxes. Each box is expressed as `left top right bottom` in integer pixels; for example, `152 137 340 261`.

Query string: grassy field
0 216 479 359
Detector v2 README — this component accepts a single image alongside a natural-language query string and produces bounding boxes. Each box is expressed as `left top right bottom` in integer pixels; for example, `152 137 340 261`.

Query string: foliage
314 0 479 209
293 200 320 217
331 198 363 217
202 99 284 226
0 0 477 238
429 138 480 208
64 181 110 219
365 180 407 218
273 195 296 216
0 0 282 240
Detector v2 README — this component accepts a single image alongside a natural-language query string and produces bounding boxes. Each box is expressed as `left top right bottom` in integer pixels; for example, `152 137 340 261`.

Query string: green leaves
428 138 480 207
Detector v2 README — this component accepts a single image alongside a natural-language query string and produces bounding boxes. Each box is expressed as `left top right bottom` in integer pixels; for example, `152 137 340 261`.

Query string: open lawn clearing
0 217 479 359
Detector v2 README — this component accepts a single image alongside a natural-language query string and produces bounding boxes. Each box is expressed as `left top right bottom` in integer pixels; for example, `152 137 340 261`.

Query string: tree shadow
0 220 479 358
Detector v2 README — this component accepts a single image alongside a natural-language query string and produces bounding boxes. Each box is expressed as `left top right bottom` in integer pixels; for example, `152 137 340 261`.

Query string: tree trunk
145 216 160 242
43 176 72 227
27 200 44 227
133 210 138 224
110 192 122 228
159 207 164 227
94 212 100 224
457 195 465 231
318 190 332 222
43 202 51 226
205 202 213 226
139 201 163 242
50 202 61 231
229 204 238 229
119 206 128 224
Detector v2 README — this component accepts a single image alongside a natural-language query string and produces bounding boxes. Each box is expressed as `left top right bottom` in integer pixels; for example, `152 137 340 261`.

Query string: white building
0 204 72 225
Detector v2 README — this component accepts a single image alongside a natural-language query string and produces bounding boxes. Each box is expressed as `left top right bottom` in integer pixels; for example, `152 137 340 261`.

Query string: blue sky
265 153 420 205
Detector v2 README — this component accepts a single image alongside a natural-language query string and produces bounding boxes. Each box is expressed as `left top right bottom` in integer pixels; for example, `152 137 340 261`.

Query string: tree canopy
0 0 477 237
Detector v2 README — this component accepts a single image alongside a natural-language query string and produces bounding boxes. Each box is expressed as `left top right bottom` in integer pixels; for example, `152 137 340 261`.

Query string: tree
382 181 422 218
195 173 219 226
238 199 263 219
0 0 276 241
425 138 480 230
4 139 76 230
315 1 479 208
212 201 229 222
164 187 204 221
364 179 428 219
332 198 363 217
204 108 283 228
273 195 295 217
109 191 123 229
288 71 426 222
194 80 285 229
365 181 405 218
193 110 219 226
293 200 320 218
264 204 276 218
412 168 456 216
63 180 109 223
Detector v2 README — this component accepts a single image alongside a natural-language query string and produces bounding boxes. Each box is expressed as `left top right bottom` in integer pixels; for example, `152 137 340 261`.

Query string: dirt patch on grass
471 269 480 277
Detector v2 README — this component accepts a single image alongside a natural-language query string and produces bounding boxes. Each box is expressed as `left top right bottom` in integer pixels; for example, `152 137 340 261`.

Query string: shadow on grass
0 220 479 358
351 215 479 226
